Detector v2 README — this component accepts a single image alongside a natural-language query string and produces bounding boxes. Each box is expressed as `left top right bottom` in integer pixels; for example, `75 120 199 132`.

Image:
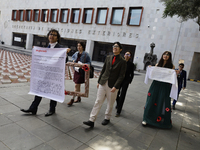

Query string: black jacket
123 61 134 84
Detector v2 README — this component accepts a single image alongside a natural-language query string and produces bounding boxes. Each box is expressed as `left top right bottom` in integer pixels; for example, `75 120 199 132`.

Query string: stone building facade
0 0 199 80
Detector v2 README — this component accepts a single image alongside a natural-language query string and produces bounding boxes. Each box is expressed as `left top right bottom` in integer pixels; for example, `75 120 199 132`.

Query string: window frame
70 8 82 24
82 8 94 24
95 7 109 25
19 10 25 21
12 10 18 21
25 9 32 22
50 9 59 23
33 9 41 22
59 8 70 23
110 7 125 25
41 9 49 22
127 7 144 26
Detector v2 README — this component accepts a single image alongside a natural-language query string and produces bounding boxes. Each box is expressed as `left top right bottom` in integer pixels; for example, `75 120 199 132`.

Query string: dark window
92 41 135 62
96 8 108 25
12 10 18 21
33 35 48 47
50 9 59 22
19 10 24 21
82 8 94 24
33 9 40 22
41 9 49 22
60 9 69 23
127 7 143 26
110 7 125 25
70 8 81 23
12 32 27 48
25 10 32 21
60 38 86 56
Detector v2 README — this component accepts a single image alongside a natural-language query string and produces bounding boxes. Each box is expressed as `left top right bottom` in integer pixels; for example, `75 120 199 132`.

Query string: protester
142 51 175 128
115 51 134 117
20 29 70 117
67 42 91 106
172 63 187 110
83 42 127 128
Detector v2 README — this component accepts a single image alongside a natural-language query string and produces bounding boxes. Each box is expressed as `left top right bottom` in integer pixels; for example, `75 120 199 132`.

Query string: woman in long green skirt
142 51 175 129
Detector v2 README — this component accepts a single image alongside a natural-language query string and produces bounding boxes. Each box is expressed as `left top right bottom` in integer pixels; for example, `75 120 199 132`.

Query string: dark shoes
102 119 110 125
20 109 37 115
45 111 55 117
74 96 81 103
67 99 74 106
172 105 175 110
83 120 94 128
115 113 120 117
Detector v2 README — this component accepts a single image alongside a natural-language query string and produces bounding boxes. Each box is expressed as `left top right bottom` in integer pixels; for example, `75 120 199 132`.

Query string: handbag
89 65 94 78
80 65 94 79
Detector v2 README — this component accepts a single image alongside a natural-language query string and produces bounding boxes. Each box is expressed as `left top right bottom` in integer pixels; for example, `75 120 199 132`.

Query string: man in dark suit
172 63 187 110
83 42 127 127
21 29 70 117
115 51 135 117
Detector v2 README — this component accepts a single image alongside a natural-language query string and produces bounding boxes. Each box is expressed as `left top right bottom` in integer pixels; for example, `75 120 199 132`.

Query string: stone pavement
0 72 199 150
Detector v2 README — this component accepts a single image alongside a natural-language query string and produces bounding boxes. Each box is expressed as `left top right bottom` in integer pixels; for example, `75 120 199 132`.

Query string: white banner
144 66 178 100
29 46 67 103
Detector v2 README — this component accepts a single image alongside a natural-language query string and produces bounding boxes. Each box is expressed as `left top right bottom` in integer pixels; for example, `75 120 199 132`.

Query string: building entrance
92 41 136 62
12 32 27 48
33 35 48 47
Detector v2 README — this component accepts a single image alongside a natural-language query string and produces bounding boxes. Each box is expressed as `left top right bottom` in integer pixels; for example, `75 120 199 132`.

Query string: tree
160 0 200 30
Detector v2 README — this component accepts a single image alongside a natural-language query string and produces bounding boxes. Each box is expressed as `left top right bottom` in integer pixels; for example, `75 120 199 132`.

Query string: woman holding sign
142 51 175 129
67 42 91 106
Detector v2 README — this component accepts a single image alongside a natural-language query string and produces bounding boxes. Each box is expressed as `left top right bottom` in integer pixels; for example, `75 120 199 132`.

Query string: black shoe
20 109 36 115
172 105 175 110
102 119 110 125
83 120 94 128
45 111 55 117
115 113 120 117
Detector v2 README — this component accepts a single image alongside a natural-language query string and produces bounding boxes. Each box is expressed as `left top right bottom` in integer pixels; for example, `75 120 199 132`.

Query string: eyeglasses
179 66 184 68
113 45 119 48
49 33 57 37
125 54 131 56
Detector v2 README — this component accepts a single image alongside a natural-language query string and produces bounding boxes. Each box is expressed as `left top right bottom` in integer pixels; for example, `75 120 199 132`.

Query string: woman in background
67 42 91 106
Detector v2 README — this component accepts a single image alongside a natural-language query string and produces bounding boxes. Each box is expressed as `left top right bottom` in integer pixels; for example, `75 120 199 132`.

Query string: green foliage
160 0 200 28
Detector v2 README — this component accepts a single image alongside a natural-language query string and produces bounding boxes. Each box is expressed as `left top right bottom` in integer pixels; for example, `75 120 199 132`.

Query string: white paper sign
144 66 178 100
29 46 67 103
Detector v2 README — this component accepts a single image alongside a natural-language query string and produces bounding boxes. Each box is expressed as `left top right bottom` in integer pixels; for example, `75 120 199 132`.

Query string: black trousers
116 82 129 114
29 96 57 112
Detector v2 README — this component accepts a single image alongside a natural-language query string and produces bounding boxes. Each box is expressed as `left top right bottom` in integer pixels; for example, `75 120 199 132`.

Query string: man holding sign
21 29 70 117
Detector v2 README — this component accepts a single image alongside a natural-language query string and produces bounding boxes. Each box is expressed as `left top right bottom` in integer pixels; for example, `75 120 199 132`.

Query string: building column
26 34 33 50
85 40 94 60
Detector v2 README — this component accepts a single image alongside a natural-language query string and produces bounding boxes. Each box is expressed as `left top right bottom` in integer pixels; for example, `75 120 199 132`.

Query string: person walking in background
142 51 175 129
172 63 187 110
83 42 127 128
21 29 70 117
115 51 134 117
67 42 91 106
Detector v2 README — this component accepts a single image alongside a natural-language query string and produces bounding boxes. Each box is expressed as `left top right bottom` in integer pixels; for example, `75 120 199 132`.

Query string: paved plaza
0 68 199 149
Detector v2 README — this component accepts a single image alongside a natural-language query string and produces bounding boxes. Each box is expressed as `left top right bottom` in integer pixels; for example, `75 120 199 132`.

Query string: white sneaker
142 121 147 126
